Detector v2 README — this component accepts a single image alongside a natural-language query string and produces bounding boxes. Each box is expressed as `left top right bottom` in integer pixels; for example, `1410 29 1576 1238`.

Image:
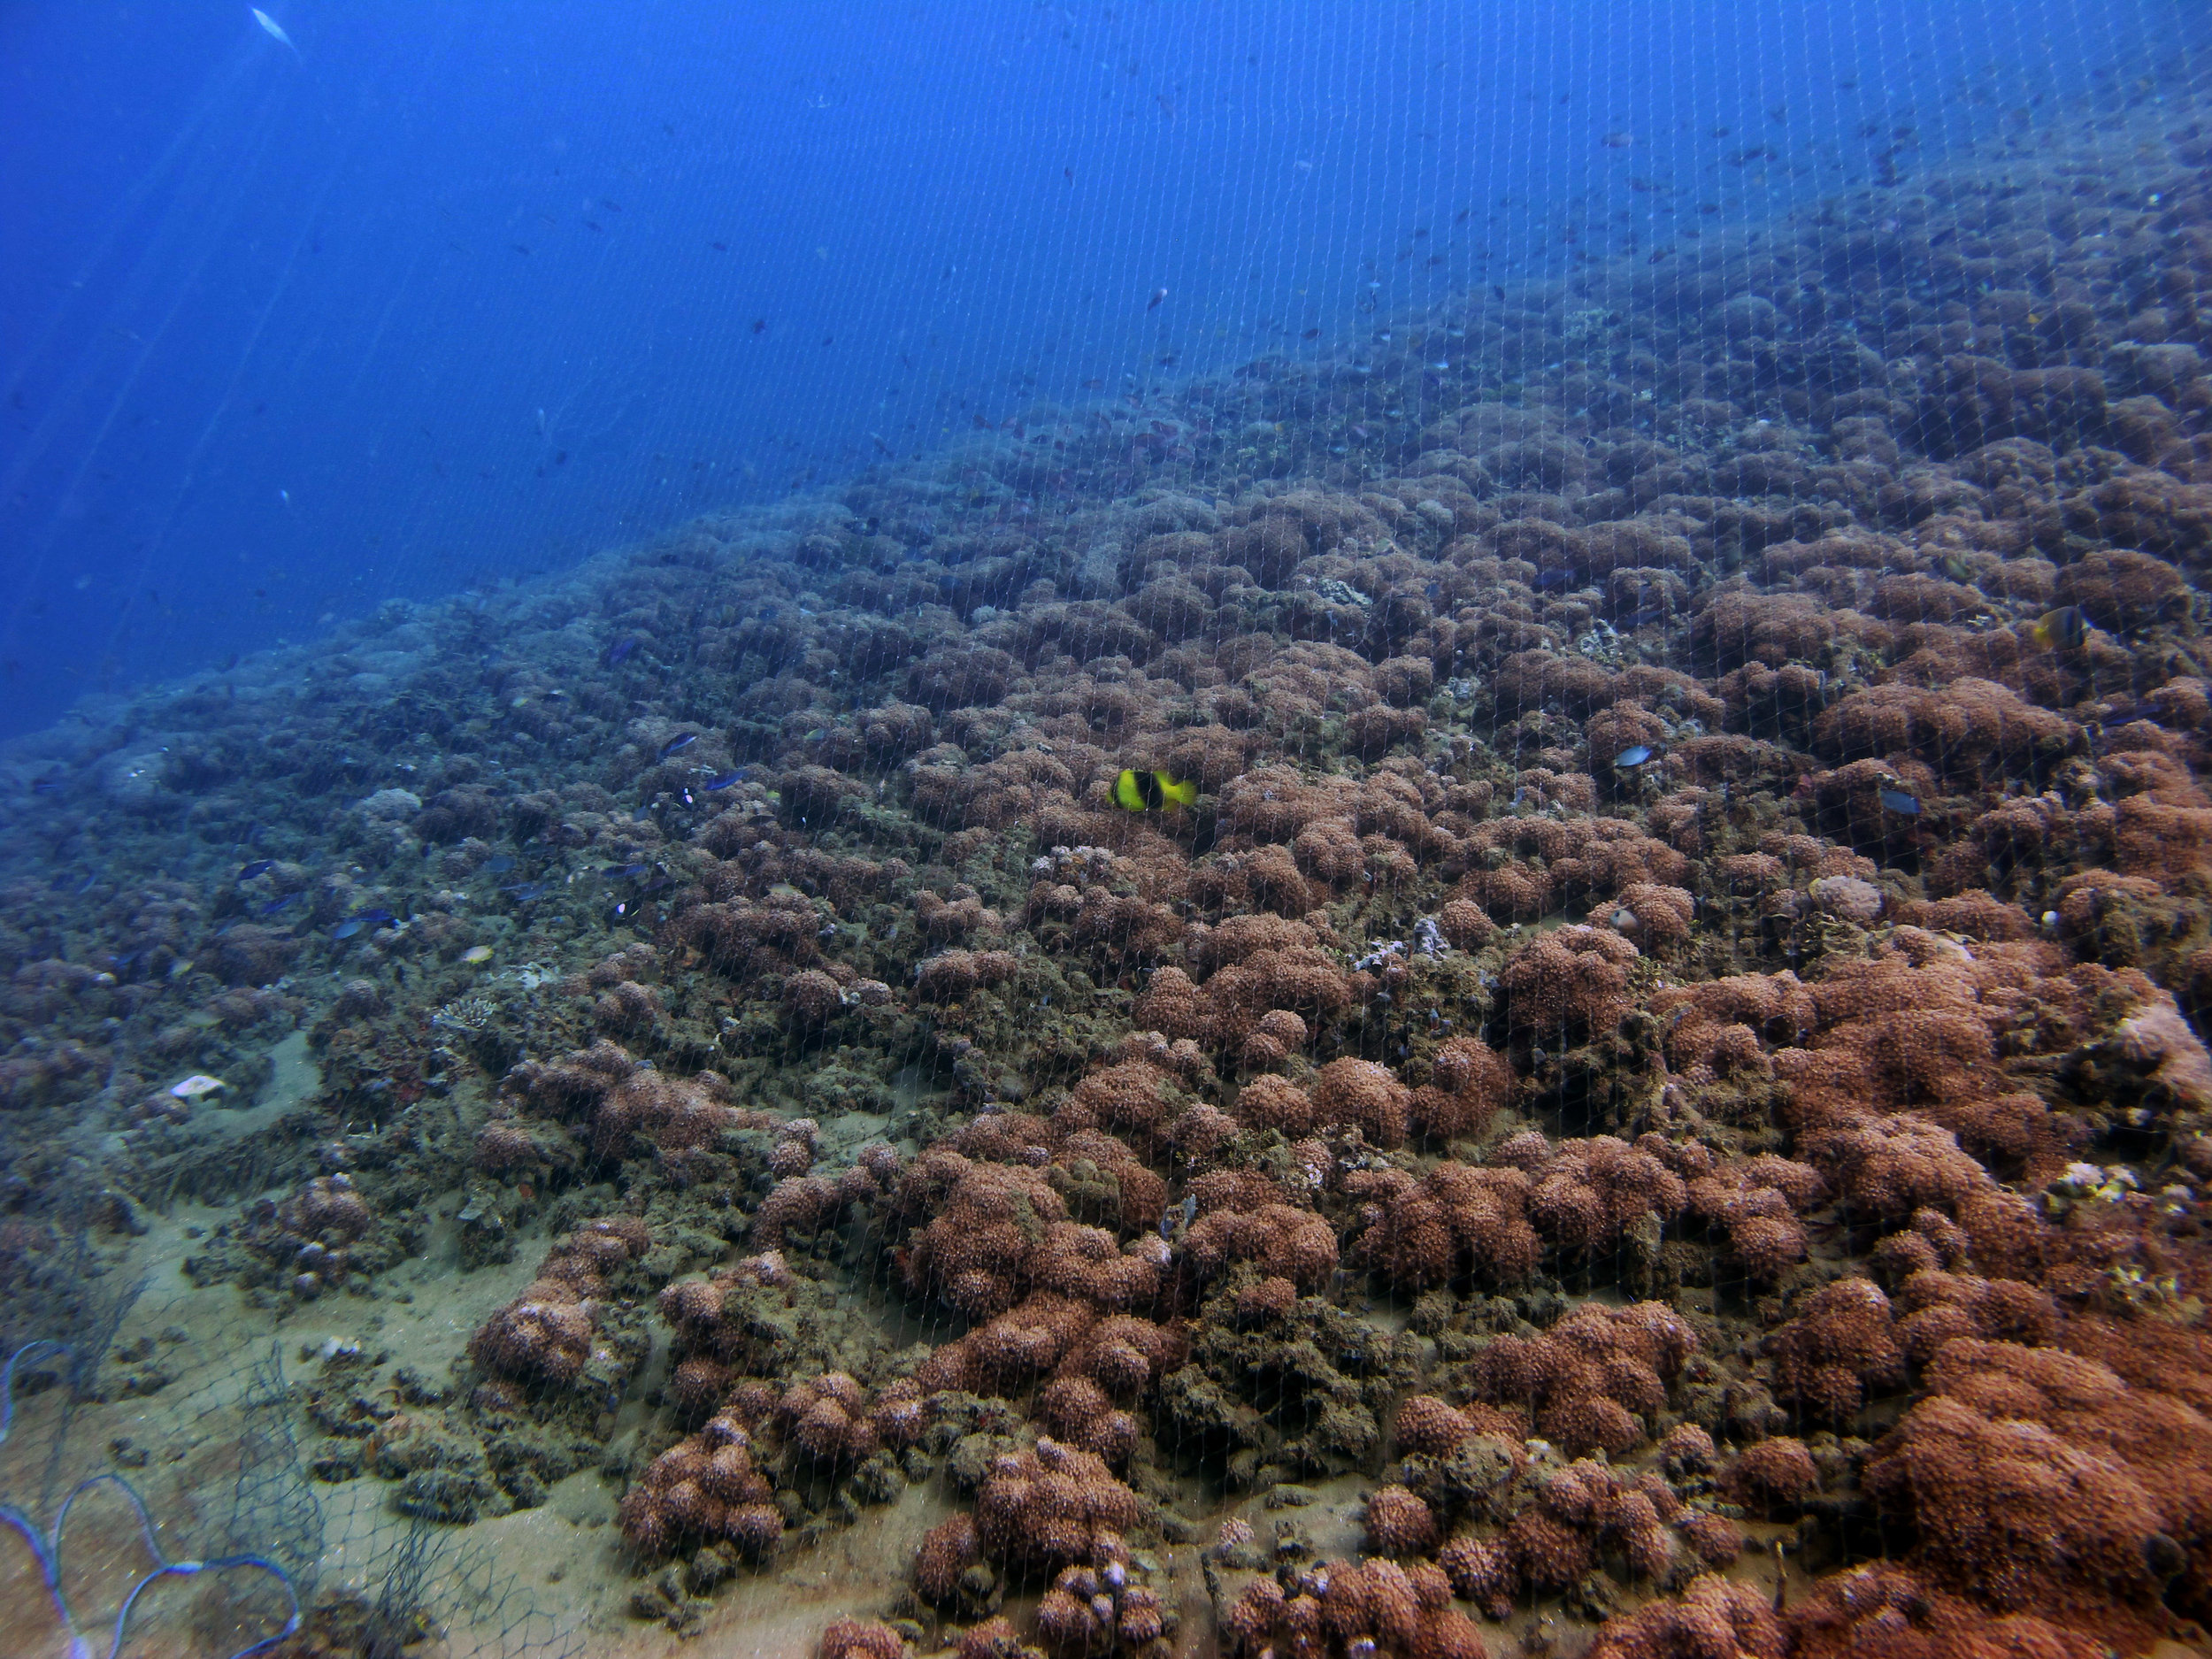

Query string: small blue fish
502 880 551 901
349 908 396 926
257 894 300 916
658 733 697 760
31 775 65 795
1533 567 1582 592
238 860 277 880
605 863 653 879
484 854 516 873
1878 788 1921 815
1160 1192 1197 1240
704 769 749 791
330 919 365 941
1613 746 1655 769
603 637 640 667
73 872 98 895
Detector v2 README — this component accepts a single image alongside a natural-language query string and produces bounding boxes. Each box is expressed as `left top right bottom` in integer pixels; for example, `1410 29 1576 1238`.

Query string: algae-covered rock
1164 1286 1421 1478
849 1448 906 1504
1400 1432 1521 1525
396 1465 506 1524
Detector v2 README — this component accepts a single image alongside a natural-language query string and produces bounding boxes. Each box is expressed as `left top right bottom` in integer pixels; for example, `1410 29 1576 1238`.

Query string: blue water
1 0 2197 741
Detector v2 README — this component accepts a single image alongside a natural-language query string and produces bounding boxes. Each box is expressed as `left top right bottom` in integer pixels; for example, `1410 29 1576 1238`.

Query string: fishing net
0 1273 580 1659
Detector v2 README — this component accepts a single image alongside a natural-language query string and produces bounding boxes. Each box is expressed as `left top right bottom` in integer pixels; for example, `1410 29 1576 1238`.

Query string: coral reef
6 64 2212 1659
469 1216 652 1389
973 1439 1147 1576
618 1413 786 1557
820 1618 907 1659
1463 1302 1698 1458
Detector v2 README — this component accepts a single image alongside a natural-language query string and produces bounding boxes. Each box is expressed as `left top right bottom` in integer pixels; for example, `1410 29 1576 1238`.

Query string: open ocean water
5 3 2212 1655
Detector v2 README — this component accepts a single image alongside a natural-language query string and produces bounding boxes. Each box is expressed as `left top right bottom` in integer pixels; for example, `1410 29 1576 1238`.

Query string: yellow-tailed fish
2029 606 2090 651
1113 769 1197 810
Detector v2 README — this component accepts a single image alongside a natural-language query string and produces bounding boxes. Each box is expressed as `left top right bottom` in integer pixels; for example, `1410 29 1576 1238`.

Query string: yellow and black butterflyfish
2029 605 2091 651
1112 768 1198 810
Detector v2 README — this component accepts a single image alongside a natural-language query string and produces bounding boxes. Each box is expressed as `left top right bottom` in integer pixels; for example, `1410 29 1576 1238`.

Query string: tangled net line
0 1339 303 1659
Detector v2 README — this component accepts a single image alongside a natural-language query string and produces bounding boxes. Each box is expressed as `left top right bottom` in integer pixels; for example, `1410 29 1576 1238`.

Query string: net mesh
0 1286 580 1659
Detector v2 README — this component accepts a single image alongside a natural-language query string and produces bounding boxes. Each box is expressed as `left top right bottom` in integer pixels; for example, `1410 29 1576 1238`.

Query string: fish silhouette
251 8 301 57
